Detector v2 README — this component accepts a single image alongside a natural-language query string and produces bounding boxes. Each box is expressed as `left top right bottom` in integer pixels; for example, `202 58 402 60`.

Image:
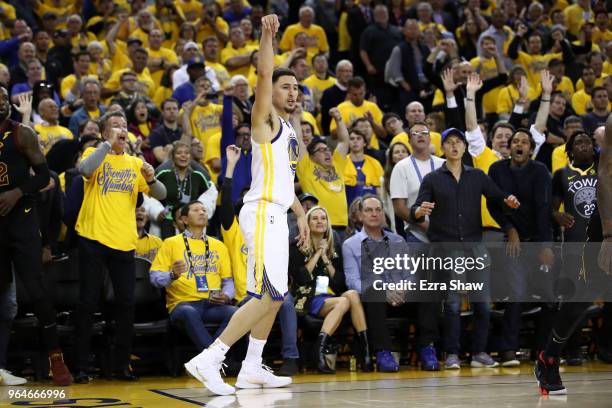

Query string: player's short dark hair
161 98 179 110
180 200 204 218
99 110 127 134
307 136 327 156
272 68 297 84
347 76 365 89
382 112 401 127
592 86 607 97
565 130 594 160
508 127 536 150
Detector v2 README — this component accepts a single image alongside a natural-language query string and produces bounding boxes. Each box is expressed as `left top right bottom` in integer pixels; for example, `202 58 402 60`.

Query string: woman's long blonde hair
301 206 335 260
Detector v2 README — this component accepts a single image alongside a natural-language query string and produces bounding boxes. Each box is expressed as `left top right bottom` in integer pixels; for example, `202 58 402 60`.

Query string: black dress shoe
277 358 299 376
74 371 90 384
113 368 139 381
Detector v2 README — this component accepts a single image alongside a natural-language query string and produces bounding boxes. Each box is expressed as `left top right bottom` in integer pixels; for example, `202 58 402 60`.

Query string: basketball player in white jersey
184 14 309 396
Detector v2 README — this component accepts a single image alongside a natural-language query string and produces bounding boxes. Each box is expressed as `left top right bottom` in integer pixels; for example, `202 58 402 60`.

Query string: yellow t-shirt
389 131 443 157
303 74 336 95
34 124 74 155
552 143 569 174
302 111 321 136
470 56 503 115
105 68 156 98
70 32 97 49
147 47 179 84
343 154 384 187
220 219 248 303
592 28 612 47
571 89 591 115
204 131 221 184
150 234 232 312
564 4 593 37
206 61 231 87
419 22 448 33
176 0 203 22
220 44 258 77
76 148 150 251
575 75 608 91
89 60 112 81
513 51 561 89
279 23 330 53
196 16 230 42
338 11 351 52
189 103 223 146
60 74 98 100
329 100 383 149
135 233 163 262
297 150 348 227
496 84 538 115
0 2 16 21
472 147 502 229
153 86 173 109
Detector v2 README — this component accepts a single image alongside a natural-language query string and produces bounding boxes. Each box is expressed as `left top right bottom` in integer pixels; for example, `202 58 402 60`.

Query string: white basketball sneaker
0 368 27 385
184 350 235 396
235 359 292 389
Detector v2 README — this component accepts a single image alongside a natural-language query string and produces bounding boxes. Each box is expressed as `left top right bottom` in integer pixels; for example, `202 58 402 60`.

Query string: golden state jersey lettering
185 249 221 276
243 117 299 210
96 162 137 195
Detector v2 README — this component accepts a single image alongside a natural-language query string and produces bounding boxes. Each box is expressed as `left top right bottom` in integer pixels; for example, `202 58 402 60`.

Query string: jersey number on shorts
0 162 8 187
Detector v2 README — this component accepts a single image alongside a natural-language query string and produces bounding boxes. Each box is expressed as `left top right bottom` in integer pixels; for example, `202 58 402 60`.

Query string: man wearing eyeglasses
297 107 350 239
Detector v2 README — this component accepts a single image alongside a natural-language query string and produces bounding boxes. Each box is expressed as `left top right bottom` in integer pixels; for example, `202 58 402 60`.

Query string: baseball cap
441 128 466 144
187 56 205 68
298 193 319 205
184 41 199 51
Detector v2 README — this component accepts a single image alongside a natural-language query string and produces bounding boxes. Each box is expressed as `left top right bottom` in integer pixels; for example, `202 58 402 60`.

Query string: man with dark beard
0 86 72 386
535 114 612 395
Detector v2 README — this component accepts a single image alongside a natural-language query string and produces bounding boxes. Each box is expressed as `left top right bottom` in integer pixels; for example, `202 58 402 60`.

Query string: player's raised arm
251 14 280 142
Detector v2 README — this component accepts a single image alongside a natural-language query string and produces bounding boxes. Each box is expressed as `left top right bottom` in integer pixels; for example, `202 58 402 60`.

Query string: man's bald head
406 101 425 125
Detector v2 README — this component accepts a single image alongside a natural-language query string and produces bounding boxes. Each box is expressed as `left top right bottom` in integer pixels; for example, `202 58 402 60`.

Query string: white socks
244 335 267 364
203 338 230 361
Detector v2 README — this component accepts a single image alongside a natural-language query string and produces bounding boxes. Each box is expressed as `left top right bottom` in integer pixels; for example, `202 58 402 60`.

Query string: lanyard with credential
410 155 434 183
182 233 210 280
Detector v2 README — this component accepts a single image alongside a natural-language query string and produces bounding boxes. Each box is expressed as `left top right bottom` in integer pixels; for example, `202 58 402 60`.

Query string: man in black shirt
412 127 520 369
582 87 609 135
150 98 183 164
488 127 554 366
320 60 353 135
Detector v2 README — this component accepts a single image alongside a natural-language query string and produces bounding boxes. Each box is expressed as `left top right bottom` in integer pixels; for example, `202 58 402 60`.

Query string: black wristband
466 98 474 101
541 99 550 102
147 178 157 185
604 234 612 240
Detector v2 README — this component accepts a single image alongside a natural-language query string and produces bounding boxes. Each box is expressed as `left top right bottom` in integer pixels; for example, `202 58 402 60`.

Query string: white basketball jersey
243 117 299 210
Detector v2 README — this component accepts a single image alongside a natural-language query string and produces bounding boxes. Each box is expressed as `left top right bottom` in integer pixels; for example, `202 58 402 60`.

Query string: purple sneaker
376 350 399 372
445 354 461 369
419 345 440 371
471 352 499 368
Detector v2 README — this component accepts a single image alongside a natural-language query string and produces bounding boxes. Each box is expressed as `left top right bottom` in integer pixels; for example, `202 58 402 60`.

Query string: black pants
76 237 135 372
362 285 440 351
0 203 59 352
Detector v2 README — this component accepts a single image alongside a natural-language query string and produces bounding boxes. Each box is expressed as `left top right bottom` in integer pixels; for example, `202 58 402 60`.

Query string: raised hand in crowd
12 92 33 127
441 68 458 97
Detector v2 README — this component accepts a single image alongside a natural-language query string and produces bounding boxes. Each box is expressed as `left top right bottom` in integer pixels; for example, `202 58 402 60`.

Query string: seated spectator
135 206 162 262
297 108 349 239
150 201 237 352
382 142 409 234
221 26 257 78
34 98 74 154
342 195 409 372
571 66 597 116
60 51 94 102
320 60 353 135
155 141 216 239
303 53 335 113
11 58 44 102
223 0 252 25
290 206 371 374
582 87 610 135
150 98 183 164
343 128 384 206
389 102 442 156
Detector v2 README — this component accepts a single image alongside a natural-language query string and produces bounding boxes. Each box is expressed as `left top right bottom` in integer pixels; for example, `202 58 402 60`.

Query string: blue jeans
170 299 237 350
500 250 532 352
239 293 299 359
